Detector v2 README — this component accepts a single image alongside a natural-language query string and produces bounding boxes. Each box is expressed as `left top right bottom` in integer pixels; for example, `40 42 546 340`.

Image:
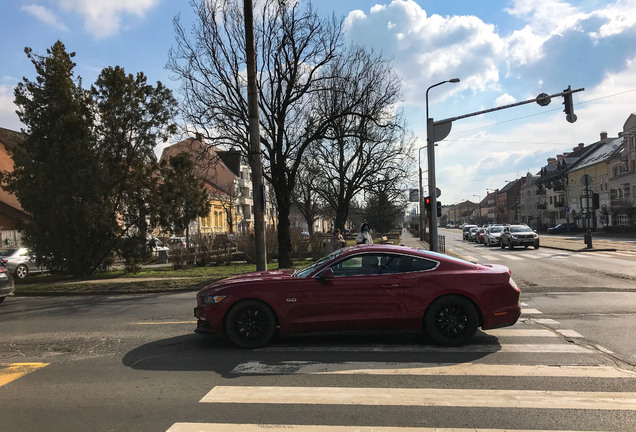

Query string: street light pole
426 78 460 251
418 147 426 240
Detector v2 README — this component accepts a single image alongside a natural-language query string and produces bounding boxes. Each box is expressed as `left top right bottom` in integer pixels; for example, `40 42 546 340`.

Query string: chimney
600 131 608 141
556 154 564 161
547 157 557 165
195 132 203 143
573 143 584 151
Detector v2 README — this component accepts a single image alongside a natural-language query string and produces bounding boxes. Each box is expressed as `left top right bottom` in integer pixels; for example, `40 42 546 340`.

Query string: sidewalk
399 229 636 254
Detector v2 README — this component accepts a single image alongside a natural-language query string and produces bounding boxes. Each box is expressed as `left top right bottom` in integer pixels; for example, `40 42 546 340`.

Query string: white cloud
495 93 516 106
343 0 504 107
0 85 24 132
58 0 159 38
22 4 69 31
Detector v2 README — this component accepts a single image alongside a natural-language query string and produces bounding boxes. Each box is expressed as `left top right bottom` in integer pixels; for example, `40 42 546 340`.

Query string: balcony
536 203 547 210
611 198 634 208
554 202 566 208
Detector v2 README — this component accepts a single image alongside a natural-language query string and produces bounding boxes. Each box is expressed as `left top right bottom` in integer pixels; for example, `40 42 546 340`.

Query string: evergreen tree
9 41 114 276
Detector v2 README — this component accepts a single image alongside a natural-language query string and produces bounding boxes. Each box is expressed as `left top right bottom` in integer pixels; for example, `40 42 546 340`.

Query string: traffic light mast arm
433 87 585 129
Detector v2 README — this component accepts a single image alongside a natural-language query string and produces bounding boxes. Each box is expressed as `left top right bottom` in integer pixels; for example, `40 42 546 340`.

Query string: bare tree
169 0 361 267
310 46 415 231
293 160 326 235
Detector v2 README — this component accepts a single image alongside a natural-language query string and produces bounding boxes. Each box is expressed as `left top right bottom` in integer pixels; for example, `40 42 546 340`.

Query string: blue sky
2 0 636 205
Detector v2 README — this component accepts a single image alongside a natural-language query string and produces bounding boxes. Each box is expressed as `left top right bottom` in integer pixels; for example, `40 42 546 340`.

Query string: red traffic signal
424 196 431 211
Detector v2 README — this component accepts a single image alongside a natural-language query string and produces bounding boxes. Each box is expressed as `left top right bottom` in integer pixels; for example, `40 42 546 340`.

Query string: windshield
511 226 533 233
293 248 345 278
489 226 503 233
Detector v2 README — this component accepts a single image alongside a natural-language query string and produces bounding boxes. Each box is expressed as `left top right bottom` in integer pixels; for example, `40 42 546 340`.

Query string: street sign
409 189 419 202
436 187 441 198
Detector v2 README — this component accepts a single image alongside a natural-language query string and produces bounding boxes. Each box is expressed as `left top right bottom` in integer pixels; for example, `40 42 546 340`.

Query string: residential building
607 114 636 227
567 136 620 230
0 127 30 234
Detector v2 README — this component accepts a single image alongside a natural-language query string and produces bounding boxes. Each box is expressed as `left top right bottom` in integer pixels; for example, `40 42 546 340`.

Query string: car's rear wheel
14 264 28 279
424 295 479 346
225 300 276 348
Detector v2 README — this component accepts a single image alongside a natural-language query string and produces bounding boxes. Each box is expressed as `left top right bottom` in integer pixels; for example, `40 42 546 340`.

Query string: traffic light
437 201 442 217
424 196 431 212
593 193 600 209
562 85 577 123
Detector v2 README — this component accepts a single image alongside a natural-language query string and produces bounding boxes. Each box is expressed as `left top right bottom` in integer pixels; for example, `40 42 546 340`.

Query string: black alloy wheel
425 295 479 346
225 300 276 348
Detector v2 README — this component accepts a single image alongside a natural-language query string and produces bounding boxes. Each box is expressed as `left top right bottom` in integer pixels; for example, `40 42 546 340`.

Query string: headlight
201 295 226 304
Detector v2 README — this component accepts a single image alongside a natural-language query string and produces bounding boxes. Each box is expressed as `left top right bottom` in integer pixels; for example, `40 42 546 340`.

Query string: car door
293 253 404 333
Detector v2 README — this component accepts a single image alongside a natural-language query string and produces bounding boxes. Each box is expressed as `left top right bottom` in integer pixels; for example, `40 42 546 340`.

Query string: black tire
14 264 28 279
0 296 5 304
534 244 540 249
524 245 529 249
225 300 276 348
424 295 479 346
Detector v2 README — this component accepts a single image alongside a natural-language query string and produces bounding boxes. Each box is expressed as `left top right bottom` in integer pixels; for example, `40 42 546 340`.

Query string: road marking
230 361 636 378
462 255 478 262
0 363 49 387
260 344 591 353
483 328 555 337
556 329 583 338
522 308 542 315
534 318 560 325
481 254 501 260
200 385 636 410
498 254 524 260
167 423 612 432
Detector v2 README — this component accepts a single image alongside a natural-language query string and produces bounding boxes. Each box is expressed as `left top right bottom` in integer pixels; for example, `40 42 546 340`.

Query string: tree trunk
277 203 293 268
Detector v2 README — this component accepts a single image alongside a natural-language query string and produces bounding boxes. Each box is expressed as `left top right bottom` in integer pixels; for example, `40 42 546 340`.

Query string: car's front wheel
424 295 479 346
225 300 276 348
14 264 28 279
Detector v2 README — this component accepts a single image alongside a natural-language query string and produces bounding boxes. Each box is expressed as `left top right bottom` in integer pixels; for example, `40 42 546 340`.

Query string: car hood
199 269 295 294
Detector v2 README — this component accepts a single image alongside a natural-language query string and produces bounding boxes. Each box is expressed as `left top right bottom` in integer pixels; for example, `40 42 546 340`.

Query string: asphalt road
2 232 636 432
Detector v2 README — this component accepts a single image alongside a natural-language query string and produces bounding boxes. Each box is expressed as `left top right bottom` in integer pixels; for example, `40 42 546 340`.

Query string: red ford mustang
194 244 521 348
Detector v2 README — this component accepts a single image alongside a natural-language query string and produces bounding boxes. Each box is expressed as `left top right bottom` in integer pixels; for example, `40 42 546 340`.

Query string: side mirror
316 267 334 280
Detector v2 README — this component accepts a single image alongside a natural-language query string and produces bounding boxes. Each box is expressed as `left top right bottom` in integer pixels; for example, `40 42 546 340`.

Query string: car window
511 226 532 233
331 254 381 277
0 249 17 257
489 226 503 233
295 248 345 278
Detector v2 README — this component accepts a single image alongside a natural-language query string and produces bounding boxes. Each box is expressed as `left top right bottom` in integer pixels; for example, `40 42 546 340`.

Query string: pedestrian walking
355 222 373 244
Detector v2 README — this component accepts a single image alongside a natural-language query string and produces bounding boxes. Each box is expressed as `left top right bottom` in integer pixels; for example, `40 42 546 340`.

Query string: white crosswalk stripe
166 310 635 432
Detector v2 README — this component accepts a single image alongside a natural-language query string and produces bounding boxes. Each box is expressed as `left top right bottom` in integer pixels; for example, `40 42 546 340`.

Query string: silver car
0 247 46 279
0 264 15 303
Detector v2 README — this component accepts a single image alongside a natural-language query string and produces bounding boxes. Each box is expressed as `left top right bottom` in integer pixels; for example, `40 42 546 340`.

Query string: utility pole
243 0 267 270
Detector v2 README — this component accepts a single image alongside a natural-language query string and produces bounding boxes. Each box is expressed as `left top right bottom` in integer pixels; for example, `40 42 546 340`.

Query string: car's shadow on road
121 330 500 376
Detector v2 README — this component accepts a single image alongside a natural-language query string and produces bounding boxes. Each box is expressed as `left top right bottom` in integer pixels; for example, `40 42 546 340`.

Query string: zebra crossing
455 248 636 263
165 307 636 432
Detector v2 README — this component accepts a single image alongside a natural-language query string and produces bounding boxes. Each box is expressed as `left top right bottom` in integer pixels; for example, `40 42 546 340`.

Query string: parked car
194 244 521 348
500 225 540 249
167 236 187 247
468 227 479 242
0 247 46 279
547 223 579 234
462 224 477 240
0 264 15 303
484 225 504 246
213 233 237 250
475 227 487 244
